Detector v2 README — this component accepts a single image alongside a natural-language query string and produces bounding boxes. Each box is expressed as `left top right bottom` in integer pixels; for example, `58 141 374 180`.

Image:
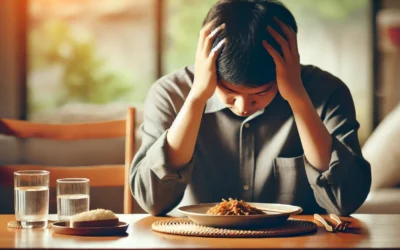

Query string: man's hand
190 21 226 103
262 17 306 105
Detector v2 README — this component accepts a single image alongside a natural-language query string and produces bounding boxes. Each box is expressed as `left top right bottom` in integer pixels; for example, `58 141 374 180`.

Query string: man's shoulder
301 64 350 103
150 66 194 96
145 66 194 112
301 64 346 90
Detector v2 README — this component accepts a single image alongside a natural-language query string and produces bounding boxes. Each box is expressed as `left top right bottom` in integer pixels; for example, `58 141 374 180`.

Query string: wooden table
1 214 399 249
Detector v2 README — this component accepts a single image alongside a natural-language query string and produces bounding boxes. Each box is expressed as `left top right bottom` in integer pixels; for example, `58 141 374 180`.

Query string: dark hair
203 0 297 87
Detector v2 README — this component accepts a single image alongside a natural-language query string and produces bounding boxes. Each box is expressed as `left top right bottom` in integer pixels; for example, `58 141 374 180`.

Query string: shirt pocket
273 155 312 205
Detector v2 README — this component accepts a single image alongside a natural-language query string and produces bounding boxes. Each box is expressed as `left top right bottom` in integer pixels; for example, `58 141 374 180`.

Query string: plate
178 203 303 229
52 221 129 236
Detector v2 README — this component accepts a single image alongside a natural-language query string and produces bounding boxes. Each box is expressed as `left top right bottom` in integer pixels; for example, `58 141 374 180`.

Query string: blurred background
1 0 400 214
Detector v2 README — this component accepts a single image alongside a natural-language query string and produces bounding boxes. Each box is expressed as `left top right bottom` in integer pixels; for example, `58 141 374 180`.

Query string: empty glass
56 178 90 221
14 170 49 229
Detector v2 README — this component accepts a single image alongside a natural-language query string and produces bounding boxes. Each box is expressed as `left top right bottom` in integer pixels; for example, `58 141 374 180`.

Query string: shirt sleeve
129 81 195 216
303 84 372 216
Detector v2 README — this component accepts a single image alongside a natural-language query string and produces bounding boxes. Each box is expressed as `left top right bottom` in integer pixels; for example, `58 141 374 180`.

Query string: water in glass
57 194 89 221
56 178 90 221
14 186 49 228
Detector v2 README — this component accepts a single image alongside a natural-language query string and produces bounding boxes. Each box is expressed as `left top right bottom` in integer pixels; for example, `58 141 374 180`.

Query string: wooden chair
0 107 135 214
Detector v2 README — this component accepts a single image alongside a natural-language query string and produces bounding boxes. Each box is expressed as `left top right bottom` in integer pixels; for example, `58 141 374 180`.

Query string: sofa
355 104 400 214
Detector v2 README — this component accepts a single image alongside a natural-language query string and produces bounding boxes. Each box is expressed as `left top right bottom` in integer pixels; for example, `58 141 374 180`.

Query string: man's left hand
262 17 307 105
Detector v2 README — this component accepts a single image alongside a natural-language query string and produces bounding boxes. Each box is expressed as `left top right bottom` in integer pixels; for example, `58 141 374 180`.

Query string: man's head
203 0 297 116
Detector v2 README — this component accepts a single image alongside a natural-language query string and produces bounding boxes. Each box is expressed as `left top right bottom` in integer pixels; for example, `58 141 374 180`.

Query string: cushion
362 104 400 189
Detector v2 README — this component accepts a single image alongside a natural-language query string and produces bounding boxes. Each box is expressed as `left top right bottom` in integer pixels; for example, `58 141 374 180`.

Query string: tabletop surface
1 214 399 250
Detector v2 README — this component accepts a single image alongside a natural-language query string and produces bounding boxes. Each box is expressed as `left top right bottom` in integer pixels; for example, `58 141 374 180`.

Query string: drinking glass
56 178 90 221
14 170 49 229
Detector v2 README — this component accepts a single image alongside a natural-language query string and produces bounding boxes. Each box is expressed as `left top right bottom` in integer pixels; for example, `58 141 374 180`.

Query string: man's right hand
190 21 226 103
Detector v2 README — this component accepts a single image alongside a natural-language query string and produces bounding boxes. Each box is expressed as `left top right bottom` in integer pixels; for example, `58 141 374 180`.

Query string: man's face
215 80 278 117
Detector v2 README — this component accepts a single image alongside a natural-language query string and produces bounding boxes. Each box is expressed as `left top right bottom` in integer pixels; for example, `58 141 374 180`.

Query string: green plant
164 0 216 74
29 20 134 107
283 0 368 22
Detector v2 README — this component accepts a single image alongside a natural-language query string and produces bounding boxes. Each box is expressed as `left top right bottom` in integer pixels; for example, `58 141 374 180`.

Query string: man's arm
302 84 371 215
263 18 331 171
130 21 226 215
167 22 226 169
288 93 332 171
264 18 370 215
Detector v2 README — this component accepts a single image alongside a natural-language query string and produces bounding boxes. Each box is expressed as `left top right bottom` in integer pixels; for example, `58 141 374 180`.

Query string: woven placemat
8 220 57 229
152 218 317 238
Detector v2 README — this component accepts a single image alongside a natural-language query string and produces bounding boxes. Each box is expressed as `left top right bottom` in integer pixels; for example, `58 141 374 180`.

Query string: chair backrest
0 107 135 214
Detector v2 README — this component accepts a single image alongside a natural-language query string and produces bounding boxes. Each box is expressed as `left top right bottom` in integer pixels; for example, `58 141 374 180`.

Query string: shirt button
243 185 249 191
244 123 250 128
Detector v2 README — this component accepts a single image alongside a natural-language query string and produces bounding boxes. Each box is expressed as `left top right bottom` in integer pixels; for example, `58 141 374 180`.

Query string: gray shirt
130 65 371 216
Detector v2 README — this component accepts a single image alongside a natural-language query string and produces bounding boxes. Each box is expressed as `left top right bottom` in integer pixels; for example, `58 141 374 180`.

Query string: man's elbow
331 186 371 216
137 200 173 216
133 191 176 216
146 206 169 216
337 161 372 216
327 206 353 217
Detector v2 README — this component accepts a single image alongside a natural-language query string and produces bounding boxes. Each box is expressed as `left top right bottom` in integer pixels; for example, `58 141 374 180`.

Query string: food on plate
70 208 119 228
206 198 265 215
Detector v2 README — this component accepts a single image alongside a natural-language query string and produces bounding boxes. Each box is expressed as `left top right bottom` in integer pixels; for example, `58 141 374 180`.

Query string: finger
204 23 226 56
266 25 291 61
209 38 226 60
274 17 299 55
197 19 217 55
262 40 284 67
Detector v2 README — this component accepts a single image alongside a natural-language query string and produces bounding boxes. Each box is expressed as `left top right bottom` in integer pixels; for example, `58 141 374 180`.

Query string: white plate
178 203 303 229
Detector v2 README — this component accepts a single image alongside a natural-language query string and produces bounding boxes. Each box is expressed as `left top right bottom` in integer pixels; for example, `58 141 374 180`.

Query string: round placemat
152 218 317 238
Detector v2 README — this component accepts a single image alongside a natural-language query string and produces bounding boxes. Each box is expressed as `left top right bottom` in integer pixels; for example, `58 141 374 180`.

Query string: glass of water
56 178 90 221
14 170 49 229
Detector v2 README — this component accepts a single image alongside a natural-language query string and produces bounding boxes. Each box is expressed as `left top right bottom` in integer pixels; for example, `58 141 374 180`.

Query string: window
28 0 155 122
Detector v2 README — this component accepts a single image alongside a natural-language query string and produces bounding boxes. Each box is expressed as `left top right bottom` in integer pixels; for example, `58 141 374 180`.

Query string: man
130 0 371 216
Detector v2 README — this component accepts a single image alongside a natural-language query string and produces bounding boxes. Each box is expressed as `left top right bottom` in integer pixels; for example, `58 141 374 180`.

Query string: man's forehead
219 80 275 94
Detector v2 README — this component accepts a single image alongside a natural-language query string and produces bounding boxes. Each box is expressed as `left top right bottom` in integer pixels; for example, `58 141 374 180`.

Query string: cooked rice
206 198 265 215
70 209 117 223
